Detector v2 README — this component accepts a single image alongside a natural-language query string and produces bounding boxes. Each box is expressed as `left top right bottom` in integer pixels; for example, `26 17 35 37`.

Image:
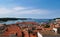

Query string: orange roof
3 24 22 36
16 22 39 25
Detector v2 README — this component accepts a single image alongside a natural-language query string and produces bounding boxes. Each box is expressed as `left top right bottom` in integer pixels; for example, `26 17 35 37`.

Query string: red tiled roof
16 22 39 25
3 25 22 36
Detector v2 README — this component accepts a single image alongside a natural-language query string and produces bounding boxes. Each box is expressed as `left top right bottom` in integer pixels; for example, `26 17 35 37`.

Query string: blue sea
0 19 52 24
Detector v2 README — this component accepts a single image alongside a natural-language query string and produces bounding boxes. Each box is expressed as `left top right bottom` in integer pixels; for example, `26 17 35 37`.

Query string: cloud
11 7 51 15
0 6 26 15
22 9 50 14
13 6 26 11
0 8 11 14
0 6 50 15
0 6 57 18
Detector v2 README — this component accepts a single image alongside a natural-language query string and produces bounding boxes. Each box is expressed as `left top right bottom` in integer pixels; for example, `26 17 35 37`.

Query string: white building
37 32 43 37
53 28 57 34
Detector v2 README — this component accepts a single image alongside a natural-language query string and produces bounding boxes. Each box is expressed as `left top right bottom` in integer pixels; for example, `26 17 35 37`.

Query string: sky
0 0 60 19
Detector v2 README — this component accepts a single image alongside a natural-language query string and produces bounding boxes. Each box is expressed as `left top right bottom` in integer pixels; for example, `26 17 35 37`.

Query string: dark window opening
22 32 24 37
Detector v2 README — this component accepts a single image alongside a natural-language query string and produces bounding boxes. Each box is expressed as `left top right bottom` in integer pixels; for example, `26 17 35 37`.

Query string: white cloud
14 9 51 15
0 6 26 15
0 6 52 17
13 6 26 11
25 9 50 14
0 8 12 14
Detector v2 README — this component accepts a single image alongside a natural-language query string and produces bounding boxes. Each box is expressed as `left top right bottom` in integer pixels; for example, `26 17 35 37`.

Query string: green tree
44 25 50 28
